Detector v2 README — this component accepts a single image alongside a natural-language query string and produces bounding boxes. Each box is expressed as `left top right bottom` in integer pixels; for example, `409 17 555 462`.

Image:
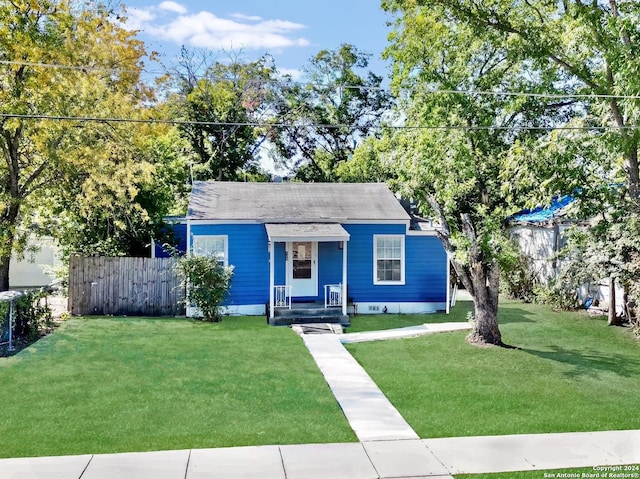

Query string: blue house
163 181 449 325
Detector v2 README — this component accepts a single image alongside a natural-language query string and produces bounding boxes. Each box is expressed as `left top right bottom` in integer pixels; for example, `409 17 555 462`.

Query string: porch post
269 240 274 320
342 240 348 316
446 252 451 315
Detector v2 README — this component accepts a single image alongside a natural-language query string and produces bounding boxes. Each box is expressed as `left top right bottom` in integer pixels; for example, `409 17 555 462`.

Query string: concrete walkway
340 322 472 344
303 333 420 442
302 322 471 442
2 322 639 478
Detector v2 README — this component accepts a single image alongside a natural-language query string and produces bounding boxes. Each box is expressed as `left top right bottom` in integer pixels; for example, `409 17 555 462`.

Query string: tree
382 0 574 346
392 0 640 200
273 44 391 182
166 51 279 181
403 1 640 325
47 124 191 258
0 1 152 290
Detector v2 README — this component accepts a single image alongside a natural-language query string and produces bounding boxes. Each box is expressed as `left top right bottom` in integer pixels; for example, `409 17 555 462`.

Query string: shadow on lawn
522 346 640 379
498 307 536 324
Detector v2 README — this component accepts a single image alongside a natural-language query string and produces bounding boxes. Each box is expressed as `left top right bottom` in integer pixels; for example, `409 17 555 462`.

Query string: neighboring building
509 195 576 283
9 236 61 289
509 195 624 314
157 181 450 325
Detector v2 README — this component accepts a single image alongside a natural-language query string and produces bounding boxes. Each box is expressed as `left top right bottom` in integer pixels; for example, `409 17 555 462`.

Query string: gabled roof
188 181 410 222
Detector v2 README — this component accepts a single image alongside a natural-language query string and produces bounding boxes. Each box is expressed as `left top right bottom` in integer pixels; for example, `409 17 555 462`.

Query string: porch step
270 314 350 327
275 307 345 318
292 323 344 335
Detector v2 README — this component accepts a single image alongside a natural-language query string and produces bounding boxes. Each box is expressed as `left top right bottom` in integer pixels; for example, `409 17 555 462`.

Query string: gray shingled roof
188 181 410 222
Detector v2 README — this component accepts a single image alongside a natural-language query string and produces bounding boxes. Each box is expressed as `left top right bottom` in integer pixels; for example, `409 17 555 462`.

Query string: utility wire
3 59 640 101
0 112 636 131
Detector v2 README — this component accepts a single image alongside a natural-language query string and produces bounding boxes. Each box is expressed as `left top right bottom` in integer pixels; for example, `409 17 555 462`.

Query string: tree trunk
0 256 9 292
466 260 505 346
608 277 621 326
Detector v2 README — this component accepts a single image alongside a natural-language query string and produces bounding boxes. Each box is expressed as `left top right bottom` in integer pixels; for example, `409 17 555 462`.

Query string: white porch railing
324 283 343 308
274 285 292 309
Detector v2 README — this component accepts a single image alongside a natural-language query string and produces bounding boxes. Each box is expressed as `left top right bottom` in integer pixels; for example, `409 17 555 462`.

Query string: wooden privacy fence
68 256 185 316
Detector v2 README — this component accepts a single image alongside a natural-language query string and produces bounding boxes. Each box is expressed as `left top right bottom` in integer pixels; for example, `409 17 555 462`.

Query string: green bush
501 252 539 303
533 279 582 311
0 290 53 344
176 255 233 322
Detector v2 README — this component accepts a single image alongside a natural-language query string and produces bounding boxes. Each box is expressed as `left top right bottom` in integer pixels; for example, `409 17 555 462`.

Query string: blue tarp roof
511 195 576 223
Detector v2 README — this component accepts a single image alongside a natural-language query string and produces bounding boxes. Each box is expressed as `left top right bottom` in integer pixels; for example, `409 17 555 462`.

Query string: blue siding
190 224 270 306
154 223 187 258
187 222 448 308
343 224 447 303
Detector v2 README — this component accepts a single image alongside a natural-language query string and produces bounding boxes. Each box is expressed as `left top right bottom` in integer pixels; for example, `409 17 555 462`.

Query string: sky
120 0 393 80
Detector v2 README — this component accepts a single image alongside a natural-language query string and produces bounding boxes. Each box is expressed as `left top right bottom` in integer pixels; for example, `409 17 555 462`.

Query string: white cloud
158 1 188 14
123 7 156 31
229 13 263 22
123 5 309 52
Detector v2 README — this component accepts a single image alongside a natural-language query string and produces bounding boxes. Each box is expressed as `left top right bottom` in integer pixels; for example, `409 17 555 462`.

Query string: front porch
266 223 350 325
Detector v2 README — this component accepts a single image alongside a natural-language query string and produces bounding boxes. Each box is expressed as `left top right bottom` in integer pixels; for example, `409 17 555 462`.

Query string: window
374 235 405 285
192 235 228 266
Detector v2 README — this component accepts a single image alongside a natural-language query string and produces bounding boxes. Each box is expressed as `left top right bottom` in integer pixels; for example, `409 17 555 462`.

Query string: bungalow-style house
160 181 450 325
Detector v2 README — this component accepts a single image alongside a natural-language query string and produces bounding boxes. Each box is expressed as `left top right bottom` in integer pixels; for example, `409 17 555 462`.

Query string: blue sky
121 0 393 79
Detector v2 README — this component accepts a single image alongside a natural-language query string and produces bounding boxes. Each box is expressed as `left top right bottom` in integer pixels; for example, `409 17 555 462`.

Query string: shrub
176 255 233 322
1 289 53 347
501 252 539 303
533 280 582 311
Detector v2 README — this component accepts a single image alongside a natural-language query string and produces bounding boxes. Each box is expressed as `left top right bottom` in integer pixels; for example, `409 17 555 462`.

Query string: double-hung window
374 235 405 285
192 235 228 266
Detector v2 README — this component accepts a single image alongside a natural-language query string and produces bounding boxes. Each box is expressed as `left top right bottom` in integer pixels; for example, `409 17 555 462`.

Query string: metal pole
8 299 15 352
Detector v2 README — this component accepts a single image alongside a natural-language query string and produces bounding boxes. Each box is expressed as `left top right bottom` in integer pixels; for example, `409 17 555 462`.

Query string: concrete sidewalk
340 322 471 344
1 430 639 479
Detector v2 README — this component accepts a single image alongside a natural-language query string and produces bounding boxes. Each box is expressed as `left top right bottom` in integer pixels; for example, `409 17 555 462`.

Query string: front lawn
346 300 640 438
346 301 472 332
0 316 356 458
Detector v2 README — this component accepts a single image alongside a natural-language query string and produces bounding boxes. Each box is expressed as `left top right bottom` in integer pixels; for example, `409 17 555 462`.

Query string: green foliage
533 281 583 312
165 51 279 181
380 0 571 343
0 290 53 346
500 250 540 303
272 44 391 181
176 255 233 322
0 1 153 287
47 125 192 259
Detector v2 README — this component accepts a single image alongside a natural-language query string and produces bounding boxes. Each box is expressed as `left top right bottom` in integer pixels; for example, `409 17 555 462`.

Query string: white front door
287 241 318 297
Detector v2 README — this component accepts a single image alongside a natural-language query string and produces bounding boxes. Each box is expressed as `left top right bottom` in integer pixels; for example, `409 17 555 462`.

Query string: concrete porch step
291 323 344 335
270 314 350 327
275 307 344 318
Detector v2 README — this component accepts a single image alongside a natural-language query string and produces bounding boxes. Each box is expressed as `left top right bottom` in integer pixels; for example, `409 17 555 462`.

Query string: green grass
456 465 640 478
346 299 640 438
346 302 472 332
0 316 356 458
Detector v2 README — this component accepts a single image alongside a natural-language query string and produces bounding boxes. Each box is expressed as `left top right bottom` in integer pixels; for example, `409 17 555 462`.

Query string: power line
4 58 640 101
0 112 636 131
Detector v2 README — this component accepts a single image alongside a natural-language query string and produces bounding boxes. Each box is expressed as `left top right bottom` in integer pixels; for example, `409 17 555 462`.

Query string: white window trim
373 234 405 285
191 235 229 266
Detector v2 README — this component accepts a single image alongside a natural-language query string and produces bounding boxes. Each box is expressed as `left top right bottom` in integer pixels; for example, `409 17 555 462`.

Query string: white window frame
373 234 405 285
191 235 228 266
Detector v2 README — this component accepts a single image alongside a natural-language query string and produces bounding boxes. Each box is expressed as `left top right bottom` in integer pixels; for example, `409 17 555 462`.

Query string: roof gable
188 181 410 222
